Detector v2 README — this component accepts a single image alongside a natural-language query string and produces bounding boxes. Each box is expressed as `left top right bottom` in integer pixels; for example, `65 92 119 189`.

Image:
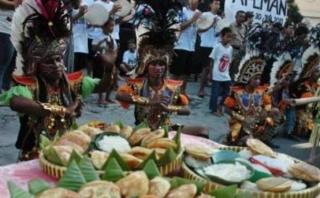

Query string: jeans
0 32 15 92
209 80 231 112
284 107 296 135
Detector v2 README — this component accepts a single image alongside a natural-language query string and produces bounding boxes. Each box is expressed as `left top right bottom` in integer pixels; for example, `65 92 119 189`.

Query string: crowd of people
0 0 320 161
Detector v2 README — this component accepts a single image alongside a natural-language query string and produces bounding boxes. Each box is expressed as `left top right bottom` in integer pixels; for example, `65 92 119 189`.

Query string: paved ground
0 81 319 166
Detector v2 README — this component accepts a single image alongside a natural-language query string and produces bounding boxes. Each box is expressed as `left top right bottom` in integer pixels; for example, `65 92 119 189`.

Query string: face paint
38 54 65 80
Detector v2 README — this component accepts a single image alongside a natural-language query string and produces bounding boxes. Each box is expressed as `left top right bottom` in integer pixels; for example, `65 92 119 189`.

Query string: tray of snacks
39 121 183 179
9 155 257 198
182 138 320 198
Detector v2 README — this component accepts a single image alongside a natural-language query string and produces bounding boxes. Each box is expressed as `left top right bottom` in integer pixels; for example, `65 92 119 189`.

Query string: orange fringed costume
117 78 189 129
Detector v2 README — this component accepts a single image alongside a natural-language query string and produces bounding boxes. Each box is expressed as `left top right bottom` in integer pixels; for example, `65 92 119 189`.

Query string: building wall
295 0 320 26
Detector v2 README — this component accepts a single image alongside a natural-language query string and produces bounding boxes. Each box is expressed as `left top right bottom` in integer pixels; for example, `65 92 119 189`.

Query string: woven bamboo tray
182 146 320 198
39 150 183 179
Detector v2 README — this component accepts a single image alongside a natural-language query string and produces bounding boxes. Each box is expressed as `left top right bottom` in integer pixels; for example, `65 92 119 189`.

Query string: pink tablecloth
0 160 57 198
0 134 220 197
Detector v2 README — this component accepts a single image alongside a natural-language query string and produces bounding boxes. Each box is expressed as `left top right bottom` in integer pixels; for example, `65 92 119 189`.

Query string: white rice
97 135 131 153
204 162 251 182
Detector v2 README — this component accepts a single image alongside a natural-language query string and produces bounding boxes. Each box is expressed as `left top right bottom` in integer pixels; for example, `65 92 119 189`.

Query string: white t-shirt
0 9 14 35
174 7 198 52
209 42 233 81
199 13 220 48
112 15 120 41
122 50 137 69
87 26 104 40
73 16 89 53
72 0 95 53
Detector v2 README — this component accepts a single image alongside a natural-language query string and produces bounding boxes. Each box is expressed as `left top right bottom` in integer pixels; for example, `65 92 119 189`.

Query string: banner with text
224 0 287 24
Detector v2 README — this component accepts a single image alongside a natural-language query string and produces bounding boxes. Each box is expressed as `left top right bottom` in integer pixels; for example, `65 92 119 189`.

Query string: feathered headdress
309 23 320 48
269 53 293 87
131 0 182 76
297 46 320 80
235 52 266 84
11 0 71 75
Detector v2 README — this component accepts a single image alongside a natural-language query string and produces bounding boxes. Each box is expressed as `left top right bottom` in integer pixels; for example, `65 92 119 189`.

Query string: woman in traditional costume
223 54 279 147
0 0 110 160
116 1 208 136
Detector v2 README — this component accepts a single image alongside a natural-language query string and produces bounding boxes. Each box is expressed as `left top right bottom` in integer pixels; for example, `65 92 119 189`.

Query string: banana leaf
210 185 237 198
158 148 177 166
169 177 205 194
172 127 182 152
67 150 83 166
102 149 130 171
39 135 51 151
162 125 169 137
78 156 99 182
43 146 64 166
28 179 50 195
115 121 125 129
138 151 157 169
57 161 86 191
102 158 125 182
142 159 160 179
7 181 33 198
134 120 149 131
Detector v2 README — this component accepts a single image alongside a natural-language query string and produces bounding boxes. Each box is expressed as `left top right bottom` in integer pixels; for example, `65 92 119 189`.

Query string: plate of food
39 121 183 179
182 138 320 198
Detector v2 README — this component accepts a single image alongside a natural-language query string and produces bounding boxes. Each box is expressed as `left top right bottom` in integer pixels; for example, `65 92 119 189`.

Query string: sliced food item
246 138 275 157
257 177 292 192
119 153 142 169
128 147 153 160
116 171 149 198
56 139 85 153
129 128 151 145
196 193 215 198
288 162 320 182
185 144 211 161
148 176 171 198
90 150 109 170
97 135 131 153
140 195 158 198
166 184 197 198
105 124 121 133
184 155 211 169
146 138 177 150
120 125 133 139
36 188 79 198
141 129 165 147
79 181 121 198
57 131 91 152
78 125 103 138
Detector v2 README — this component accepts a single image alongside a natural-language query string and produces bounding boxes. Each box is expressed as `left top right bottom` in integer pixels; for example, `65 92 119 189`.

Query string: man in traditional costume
268 53 298 140
223 54 279 148
0 0 110 160
292 25 320 138
116 0 208 136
